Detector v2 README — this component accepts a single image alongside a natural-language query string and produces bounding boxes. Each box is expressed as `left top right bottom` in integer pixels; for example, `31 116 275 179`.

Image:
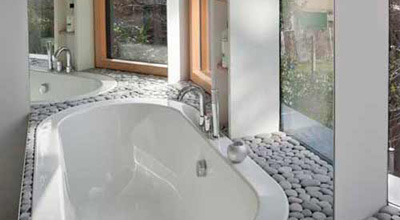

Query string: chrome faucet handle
227 141 249 163
199 115 205 127
56 61 63 72
204 114 212 133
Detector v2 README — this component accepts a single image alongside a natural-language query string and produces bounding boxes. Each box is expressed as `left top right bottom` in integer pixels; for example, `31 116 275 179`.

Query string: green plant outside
281 55 334 129
280 0 334 129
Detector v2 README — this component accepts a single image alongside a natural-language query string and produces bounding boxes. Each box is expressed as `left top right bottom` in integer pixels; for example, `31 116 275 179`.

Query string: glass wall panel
280 0 334 161
28 0 54 55
390 0 400 178
389 0 400 206
107 0 168 64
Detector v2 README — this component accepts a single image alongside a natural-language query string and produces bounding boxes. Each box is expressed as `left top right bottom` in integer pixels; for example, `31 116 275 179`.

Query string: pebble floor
19 69 398 220
241 133 334 220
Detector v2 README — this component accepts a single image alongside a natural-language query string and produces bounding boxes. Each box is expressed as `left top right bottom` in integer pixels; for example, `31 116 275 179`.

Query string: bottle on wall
66 3 75 33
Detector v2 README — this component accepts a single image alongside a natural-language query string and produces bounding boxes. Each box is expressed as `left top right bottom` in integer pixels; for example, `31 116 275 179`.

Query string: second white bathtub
30 70 117 104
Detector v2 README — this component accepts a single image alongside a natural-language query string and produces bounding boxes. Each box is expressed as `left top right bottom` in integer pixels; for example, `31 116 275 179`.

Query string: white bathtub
30 70 117 104
33 99 288 220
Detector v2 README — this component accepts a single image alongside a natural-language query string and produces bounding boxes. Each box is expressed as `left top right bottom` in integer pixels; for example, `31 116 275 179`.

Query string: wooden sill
96 58 168 77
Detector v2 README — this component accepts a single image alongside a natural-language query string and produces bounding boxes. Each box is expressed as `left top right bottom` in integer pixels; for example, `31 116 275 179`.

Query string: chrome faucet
177 85 220 138
54 47 73 73
178 85 206 127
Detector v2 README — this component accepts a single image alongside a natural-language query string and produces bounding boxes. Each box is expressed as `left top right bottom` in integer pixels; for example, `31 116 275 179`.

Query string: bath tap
177 85 220 138
178 85 206 127
54 47 73 73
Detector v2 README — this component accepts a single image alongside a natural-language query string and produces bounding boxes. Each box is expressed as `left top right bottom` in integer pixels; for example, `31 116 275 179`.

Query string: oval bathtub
33 99 288 220
30 70 117 104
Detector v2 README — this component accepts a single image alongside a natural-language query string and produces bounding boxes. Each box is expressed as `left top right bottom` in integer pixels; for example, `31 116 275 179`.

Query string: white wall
0 0 30 219
228 0 280 138
75 0 95 71
54 0 67 50
335 0 389 219
55 0 95 71
168 0 189 83
209 0 229 127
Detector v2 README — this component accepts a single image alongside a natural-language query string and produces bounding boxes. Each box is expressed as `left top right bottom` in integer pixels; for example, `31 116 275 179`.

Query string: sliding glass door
280 0 334 161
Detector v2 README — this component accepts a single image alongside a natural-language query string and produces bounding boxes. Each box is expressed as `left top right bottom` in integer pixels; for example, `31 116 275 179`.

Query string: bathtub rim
30 70 117 105
31 98 289 220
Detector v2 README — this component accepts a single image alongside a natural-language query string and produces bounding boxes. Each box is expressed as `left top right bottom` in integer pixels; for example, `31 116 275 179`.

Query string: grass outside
281 59 334 129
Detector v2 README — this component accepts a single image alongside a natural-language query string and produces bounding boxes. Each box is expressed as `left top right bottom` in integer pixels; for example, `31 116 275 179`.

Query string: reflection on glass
280 0 334 161
108 0 168 64
28 0 54 55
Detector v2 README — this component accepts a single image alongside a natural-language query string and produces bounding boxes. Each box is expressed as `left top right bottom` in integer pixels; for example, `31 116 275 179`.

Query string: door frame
190 0 212 92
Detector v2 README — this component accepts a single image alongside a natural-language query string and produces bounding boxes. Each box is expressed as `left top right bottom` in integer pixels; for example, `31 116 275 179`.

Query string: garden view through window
280 0 334 161
107 0 168 65
28 0 54 55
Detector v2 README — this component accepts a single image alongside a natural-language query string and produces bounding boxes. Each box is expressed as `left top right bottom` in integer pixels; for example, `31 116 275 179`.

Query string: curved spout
177 85 206 126
54 47 73 73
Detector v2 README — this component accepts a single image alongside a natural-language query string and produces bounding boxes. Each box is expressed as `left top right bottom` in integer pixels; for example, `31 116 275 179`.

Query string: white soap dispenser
66 3 75 33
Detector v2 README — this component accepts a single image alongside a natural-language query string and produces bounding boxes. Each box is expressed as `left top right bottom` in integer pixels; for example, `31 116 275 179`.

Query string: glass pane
28 0 54 55
389 0 400 195
108 0 168 64
390 0 400 178
280 0 334 161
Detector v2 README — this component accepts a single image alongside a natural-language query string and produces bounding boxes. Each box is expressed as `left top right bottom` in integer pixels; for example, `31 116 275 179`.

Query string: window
28 0 54 56
94 0 168 76
189 0 211 92
280 0 334 161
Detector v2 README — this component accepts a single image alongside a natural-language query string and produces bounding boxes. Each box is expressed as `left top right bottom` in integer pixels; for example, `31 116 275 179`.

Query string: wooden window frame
94 0 168 76
190 0 212 92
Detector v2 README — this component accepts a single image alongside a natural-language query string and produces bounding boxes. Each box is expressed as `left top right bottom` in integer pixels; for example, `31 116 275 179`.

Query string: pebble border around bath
18 69 399 220
240 133 334 220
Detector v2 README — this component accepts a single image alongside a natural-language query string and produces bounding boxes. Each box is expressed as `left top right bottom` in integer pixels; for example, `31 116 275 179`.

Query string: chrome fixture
211 89 220 138
46 41 54 71
177 85 220 138
177 85 206 127
196 159 207 177
204 115 212 133
54 47 73 73
56 61 63 72
227 141 249 163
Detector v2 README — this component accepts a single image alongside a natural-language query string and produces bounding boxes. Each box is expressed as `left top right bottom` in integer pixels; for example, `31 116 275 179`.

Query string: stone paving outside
19 69 399 220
